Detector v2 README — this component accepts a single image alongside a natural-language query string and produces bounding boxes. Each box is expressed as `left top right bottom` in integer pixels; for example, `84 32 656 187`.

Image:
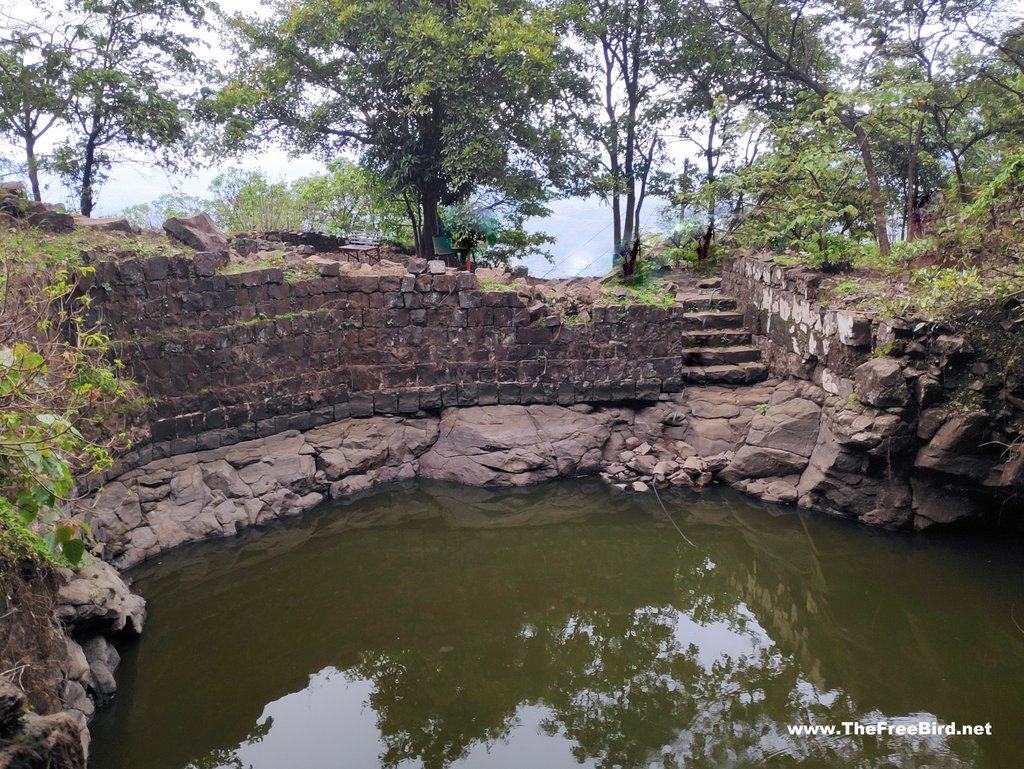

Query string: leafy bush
1 230 133 566
731 111 874 269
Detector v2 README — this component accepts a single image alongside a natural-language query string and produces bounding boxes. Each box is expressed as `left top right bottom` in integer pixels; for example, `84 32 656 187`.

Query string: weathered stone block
636 379 661 401
373 392 398 414
457 383 478 405
853 357 909 408
349 393 374 417
836 311 871 346
420 388 443 410
398 391 420 414
498 383 521 404
478 382 499 406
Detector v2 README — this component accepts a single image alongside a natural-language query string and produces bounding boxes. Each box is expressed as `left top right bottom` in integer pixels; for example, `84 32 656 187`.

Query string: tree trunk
80 135 98 217
23 133 42 203
403 191 422 256
850 121 891 257
952 153 968 204
420 192 438 259
906 118 923 241
611 193 622 262
699 116 718 260
623 188 635 248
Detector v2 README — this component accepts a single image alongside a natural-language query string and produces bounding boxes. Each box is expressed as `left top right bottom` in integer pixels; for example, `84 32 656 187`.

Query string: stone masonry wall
79 254 758 487
722 253 874 392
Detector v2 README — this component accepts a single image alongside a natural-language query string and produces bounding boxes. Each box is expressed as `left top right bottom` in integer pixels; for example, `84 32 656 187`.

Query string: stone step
674 292 738 311
680 329 752 347
680 345 762 366
681 311 745 330
680 361 769 385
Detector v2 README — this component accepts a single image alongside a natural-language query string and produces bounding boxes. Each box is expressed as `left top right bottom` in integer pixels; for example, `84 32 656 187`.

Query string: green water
89 480 1024 769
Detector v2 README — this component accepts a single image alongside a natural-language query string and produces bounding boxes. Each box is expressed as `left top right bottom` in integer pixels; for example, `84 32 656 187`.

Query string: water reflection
89 481 1024 769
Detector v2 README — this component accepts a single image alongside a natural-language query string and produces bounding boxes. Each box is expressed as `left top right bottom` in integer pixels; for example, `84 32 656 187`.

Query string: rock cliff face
1 558 144 767
0 683 85 769
82 365 1019 573
724 253 1023 530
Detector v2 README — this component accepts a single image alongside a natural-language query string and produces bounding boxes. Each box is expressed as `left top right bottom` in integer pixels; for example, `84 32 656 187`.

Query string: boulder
683 417 745 456
0 183 28 218
306 417 439 480
418 405 615 486
193 251 228 276
0 181 26 196
163 212 230 258
911 477 981 529
27 207 75 233
836 312 871 346
744 397 821 458
719 445 809 482
914 412 996 481
82 636 121 702
85 480 143 544
916 375 944 407
72 215 138 234
853 357 910 408
56 560 146 636
933 334 974 358
743 477 799 504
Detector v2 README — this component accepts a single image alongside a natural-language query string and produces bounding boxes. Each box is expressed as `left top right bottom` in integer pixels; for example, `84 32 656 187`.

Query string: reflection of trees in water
186 717 272 769
352 646 525 769
345 541 978 769
119 484 1014 769
538 607 701 768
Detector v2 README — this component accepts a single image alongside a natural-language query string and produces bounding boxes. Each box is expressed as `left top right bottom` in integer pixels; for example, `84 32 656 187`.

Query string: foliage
291 159 410 242
211 0 579 256
731 110 874 269
440 194 555 267
559 0 678 252
0 22 72 202
206 168 306 233
39 0 207 215
0 228 133 566
121 193 204 229
596 282 674 307
953 147 1024 262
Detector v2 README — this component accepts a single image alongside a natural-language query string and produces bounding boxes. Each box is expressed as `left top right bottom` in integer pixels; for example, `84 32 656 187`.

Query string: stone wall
722 253 875 390
80 253 761 487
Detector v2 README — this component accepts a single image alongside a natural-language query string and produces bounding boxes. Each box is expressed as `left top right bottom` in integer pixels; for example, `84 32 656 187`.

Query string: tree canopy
211 0 584 256
0 0 1023 267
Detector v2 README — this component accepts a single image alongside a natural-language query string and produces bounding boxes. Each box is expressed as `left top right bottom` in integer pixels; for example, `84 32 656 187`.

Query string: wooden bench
340 231 382 261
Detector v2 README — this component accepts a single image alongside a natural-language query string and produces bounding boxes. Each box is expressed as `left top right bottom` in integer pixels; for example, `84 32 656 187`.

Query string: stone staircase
671 276 768 385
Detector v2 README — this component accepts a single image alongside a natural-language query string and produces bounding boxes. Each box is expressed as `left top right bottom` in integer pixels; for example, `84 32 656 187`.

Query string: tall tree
703 0 896 256
661 2 785 259
562 0 678 256
0 23 71 202
50 0 205 216
213 0 580 258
